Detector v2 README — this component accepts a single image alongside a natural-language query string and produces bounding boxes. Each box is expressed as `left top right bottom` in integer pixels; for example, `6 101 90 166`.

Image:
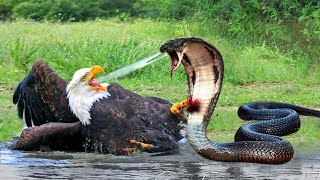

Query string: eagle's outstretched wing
13 60 78 127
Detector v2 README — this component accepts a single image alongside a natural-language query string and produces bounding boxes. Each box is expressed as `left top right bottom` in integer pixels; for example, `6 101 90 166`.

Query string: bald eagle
11 60 182 154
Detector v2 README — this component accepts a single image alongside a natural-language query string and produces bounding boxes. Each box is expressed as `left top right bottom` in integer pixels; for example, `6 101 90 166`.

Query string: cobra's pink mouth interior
168 51 180 78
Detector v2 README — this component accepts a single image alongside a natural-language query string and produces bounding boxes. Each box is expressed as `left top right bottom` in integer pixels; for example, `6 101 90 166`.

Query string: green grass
0 19 319 150
0 87 21 140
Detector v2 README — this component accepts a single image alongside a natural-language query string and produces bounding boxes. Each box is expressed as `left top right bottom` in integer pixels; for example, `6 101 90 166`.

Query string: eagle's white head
66 65 111 126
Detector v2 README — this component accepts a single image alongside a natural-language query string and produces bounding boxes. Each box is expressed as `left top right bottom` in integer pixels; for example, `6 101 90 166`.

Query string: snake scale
160 37 320 164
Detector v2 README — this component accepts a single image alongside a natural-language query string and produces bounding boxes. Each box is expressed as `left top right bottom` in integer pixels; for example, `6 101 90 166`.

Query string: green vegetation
1 1 319 59
0 0 319 150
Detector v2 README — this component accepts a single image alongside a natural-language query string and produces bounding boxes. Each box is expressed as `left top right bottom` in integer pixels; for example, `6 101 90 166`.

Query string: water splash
98 52 167 82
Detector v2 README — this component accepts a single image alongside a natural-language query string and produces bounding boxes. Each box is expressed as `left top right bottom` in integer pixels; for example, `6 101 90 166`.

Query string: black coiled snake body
160 37 320 164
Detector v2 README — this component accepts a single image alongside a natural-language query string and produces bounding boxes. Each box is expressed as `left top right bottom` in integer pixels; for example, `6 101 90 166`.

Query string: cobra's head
160 38 188 77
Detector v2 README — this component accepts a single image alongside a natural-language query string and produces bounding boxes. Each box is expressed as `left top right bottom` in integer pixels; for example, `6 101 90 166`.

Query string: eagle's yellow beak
89 65 105 79
87 65 107 91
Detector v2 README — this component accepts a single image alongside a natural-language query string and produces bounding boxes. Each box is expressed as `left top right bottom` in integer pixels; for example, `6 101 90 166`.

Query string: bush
0 0 319 61
0 0 137 22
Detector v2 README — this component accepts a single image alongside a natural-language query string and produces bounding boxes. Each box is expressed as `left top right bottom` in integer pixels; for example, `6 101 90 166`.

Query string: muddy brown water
1 139 319 180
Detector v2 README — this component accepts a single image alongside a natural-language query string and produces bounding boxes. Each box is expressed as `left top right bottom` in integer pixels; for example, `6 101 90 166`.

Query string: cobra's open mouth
168 51 183 77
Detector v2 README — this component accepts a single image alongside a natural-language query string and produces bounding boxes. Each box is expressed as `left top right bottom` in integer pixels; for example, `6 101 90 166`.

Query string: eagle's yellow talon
119 146 139 155
120 147 138 154
170 99 188 124
129 139 154 150
170 99 188 114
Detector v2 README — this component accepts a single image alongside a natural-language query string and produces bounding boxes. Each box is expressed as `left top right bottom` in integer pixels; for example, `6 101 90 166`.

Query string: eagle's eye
81 75 87 81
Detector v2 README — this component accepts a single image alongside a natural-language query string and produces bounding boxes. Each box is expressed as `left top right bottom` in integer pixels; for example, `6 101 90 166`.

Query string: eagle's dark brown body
84 83 182 154
11 61 182 154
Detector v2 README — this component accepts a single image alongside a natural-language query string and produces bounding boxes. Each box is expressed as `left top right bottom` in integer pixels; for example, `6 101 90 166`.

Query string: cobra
160 37 320 164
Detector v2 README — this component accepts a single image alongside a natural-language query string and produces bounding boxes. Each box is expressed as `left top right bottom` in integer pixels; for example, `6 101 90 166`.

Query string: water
98 53 167 82
1 139 320 179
